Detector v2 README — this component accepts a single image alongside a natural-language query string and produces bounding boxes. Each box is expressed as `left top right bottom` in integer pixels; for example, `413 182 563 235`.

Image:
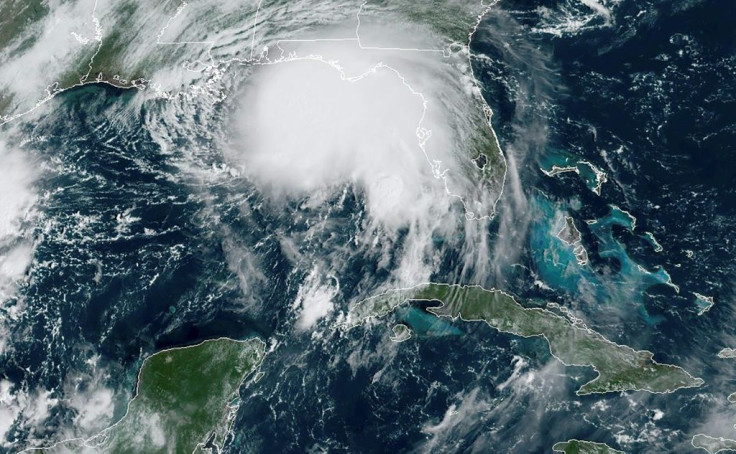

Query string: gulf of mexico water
0 0 734 452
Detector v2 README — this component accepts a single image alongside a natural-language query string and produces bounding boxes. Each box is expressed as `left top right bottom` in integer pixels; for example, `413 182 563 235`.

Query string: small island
694 293 715 316
348 284 703 395
692 434 736 453
86 337 266 453
557 216 582 245
553 439 624 454
389 323 413 343
556 216 589 265
642 232 664 253
539 151 608 196
718 348 736 359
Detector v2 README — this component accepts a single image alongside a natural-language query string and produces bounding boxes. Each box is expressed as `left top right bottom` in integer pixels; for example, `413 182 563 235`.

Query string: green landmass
0 93 13 119
363 1 505 213
692 434 736 453
552 439 624 454
0 0 47 53
87 337 266 453
0 0 47 118
56 1 166 90
369 0 483 44
348 283 703 395
469 107 506 198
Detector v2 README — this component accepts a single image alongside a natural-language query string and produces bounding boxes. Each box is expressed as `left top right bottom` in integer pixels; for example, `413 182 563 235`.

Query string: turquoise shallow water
529 195 674 325
1 0 734 452
395 306 463 337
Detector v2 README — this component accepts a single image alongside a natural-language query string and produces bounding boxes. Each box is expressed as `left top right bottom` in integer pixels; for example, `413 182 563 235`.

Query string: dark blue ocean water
1 0 734 452
471 0 735 451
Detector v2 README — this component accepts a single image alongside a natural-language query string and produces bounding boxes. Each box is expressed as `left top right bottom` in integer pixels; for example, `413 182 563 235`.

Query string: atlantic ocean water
0 0 734 452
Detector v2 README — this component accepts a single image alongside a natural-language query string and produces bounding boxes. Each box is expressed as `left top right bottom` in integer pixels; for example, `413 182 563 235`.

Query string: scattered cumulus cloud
293 267 338 331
